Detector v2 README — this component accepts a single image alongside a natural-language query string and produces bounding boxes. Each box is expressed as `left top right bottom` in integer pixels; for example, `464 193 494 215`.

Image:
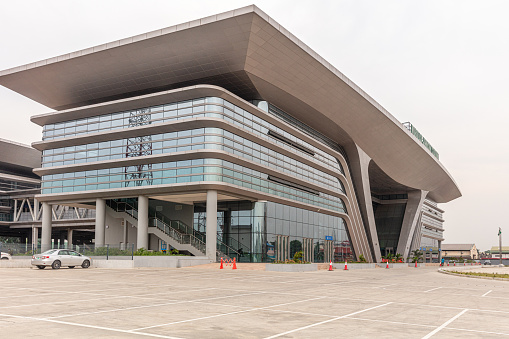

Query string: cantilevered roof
0 5 461 203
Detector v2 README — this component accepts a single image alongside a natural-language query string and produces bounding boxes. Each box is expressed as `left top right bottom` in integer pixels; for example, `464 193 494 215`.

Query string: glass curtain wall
194 201 354 263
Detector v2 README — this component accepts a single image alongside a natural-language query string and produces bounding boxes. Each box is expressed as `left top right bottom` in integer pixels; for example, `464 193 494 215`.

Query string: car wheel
1 257 9 260
68 266 75 269
81 260 90 269
52 260 61 269
37 265 45 269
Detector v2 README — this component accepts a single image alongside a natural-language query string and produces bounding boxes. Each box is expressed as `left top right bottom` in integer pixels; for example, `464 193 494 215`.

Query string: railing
107 200 138 220
149 217 206 254
402 122 439 159
217 236 240 261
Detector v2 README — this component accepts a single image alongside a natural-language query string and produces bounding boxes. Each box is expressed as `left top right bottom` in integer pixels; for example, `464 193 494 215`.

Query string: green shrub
359 254 367 263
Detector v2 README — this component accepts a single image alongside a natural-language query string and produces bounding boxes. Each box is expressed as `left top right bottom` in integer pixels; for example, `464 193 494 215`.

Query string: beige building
0 5 461 263
442 244 478 260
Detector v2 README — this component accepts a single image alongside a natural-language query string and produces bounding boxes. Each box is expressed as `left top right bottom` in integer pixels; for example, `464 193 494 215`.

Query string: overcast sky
0 0 507 251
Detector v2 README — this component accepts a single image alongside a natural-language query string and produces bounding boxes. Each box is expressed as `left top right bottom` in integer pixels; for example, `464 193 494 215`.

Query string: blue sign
325 236 333 241
423 247 426 251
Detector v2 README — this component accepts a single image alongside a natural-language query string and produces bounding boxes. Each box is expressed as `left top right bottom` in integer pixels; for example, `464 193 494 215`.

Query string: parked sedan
31 249 91 269
1 252 11 260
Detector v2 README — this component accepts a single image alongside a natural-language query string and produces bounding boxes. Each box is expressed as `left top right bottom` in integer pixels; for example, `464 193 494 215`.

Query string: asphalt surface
0 266 508 338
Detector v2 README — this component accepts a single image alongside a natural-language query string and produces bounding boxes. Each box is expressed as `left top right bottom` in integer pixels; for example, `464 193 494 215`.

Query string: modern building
0 139 96 253
0 5 461 262
441 244 479 260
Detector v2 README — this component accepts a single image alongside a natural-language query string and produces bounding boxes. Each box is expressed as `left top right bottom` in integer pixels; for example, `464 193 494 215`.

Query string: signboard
325 236 333 241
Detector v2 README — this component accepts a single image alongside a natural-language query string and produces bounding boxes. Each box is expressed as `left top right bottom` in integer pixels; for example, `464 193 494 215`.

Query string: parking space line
482 290 493 297
0 312 184 339
45 291 266 320
447 326 509 336
130 296 327 331
421 309 468 339
263 302 392 339
424 287 442 293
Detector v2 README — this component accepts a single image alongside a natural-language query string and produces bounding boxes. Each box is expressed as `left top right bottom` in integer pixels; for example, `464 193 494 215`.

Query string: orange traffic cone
386 261 389 269
220 257 224 269
329 261 333 271
447 262 449 266
344 260 348 270
454 262 456 266
232 257 237 270
415 261 417 268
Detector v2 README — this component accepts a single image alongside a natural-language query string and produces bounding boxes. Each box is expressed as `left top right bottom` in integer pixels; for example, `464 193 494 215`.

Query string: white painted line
263 302 392 339
421 309 469 339
0 312 183 339
424 287 442 293
131 296 327 331
481 290 493 297
347 316 435 329
447 326 509 336
45 291 266 319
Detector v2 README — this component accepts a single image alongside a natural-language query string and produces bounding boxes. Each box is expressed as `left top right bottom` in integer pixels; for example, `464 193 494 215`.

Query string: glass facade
194 201 353 263
39 93 354 260
41 128 345 194
42 97 343 174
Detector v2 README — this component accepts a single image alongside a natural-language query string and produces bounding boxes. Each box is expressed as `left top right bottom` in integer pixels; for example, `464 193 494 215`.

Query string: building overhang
0 5 461 203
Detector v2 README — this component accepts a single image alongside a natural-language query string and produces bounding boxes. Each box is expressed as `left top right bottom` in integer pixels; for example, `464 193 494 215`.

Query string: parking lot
0 266 508 338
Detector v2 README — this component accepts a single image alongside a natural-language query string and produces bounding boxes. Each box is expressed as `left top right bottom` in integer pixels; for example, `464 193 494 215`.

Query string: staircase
105 200 239 260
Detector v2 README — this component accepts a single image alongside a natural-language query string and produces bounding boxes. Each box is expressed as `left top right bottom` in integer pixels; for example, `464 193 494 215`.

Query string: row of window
42 97 344 174
41 159 346 213
42 128 345 194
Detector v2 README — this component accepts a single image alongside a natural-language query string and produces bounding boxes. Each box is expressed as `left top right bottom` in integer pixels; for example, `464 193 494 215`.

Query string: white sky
0 0 507 251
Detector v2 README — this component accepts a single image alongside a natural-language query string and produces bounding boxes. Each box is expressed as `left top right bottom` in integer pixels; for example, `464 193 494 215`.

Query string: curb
438 268 509 281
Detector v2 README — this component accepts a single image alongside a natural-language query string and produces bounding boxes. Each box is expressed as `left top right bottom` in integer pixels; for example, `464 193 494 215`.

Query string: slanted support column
396 190 428 261
344 144 381 262
67 228 73 248
95 198 106 248
137 196 149 250
206 190 217 260
41 202 52 252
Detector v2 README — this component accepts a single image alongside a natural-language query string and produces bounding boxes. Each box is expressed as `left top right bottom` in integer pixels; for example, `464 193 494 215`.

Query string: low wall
0 256 212 269
266 264 318 272
0 259 31 268
93 260 134 269
332 263 376 270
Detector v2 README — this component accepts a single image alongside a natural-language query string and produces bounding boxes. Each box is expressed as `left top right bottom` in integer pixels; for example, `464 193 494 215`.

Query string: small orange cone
447 262 449 266
232 257 237 270
219 257 224 269
454 262 456 266
329 260 333 271
344 260 348 270
386 261 389 269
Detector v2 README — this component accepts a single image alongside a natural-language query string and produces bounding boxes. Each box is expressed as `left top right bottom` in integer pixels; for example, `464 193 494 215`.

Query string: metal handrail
149 217 206 254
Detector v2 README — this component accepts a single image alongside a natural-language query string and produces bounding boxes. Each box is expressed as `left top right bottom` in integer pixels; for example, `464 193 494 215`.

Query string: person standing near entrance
441 257 445 266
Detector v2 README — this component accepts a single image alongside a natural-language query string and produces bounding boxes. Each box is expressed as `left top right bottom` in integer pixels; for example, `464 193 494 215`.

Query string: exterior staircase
105 200 239 260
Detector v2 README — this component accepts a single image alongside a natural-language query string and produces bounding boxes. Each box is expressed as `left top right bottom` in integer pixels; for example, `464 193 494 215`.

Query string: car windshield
42 250 57 255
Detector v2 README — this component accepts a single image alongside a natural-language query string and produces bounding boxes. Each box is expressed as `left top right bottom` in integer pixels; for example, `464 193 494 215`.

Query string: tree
411 249 423 263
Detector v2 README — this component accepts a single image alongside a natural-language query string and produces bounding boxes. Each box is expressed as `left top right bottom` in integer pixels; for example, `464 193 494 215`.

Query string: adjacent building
441 244 479 260
0 5 461 262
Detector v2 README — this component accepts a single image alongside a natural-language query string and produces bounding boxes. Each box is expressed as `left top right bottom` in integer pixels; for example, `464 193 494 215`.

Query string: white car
31 249 92 269
1 252 11 260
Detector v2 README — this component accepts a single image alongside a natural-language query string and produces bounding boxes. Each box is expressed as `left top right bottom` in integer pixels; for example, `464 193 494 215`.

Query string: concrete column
32 226 38 249
67 228 73 248
41 202 52 252
396 190 428 261
206 190 217 260
137 196 149 250
95 198 106 248
343 144 381 263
